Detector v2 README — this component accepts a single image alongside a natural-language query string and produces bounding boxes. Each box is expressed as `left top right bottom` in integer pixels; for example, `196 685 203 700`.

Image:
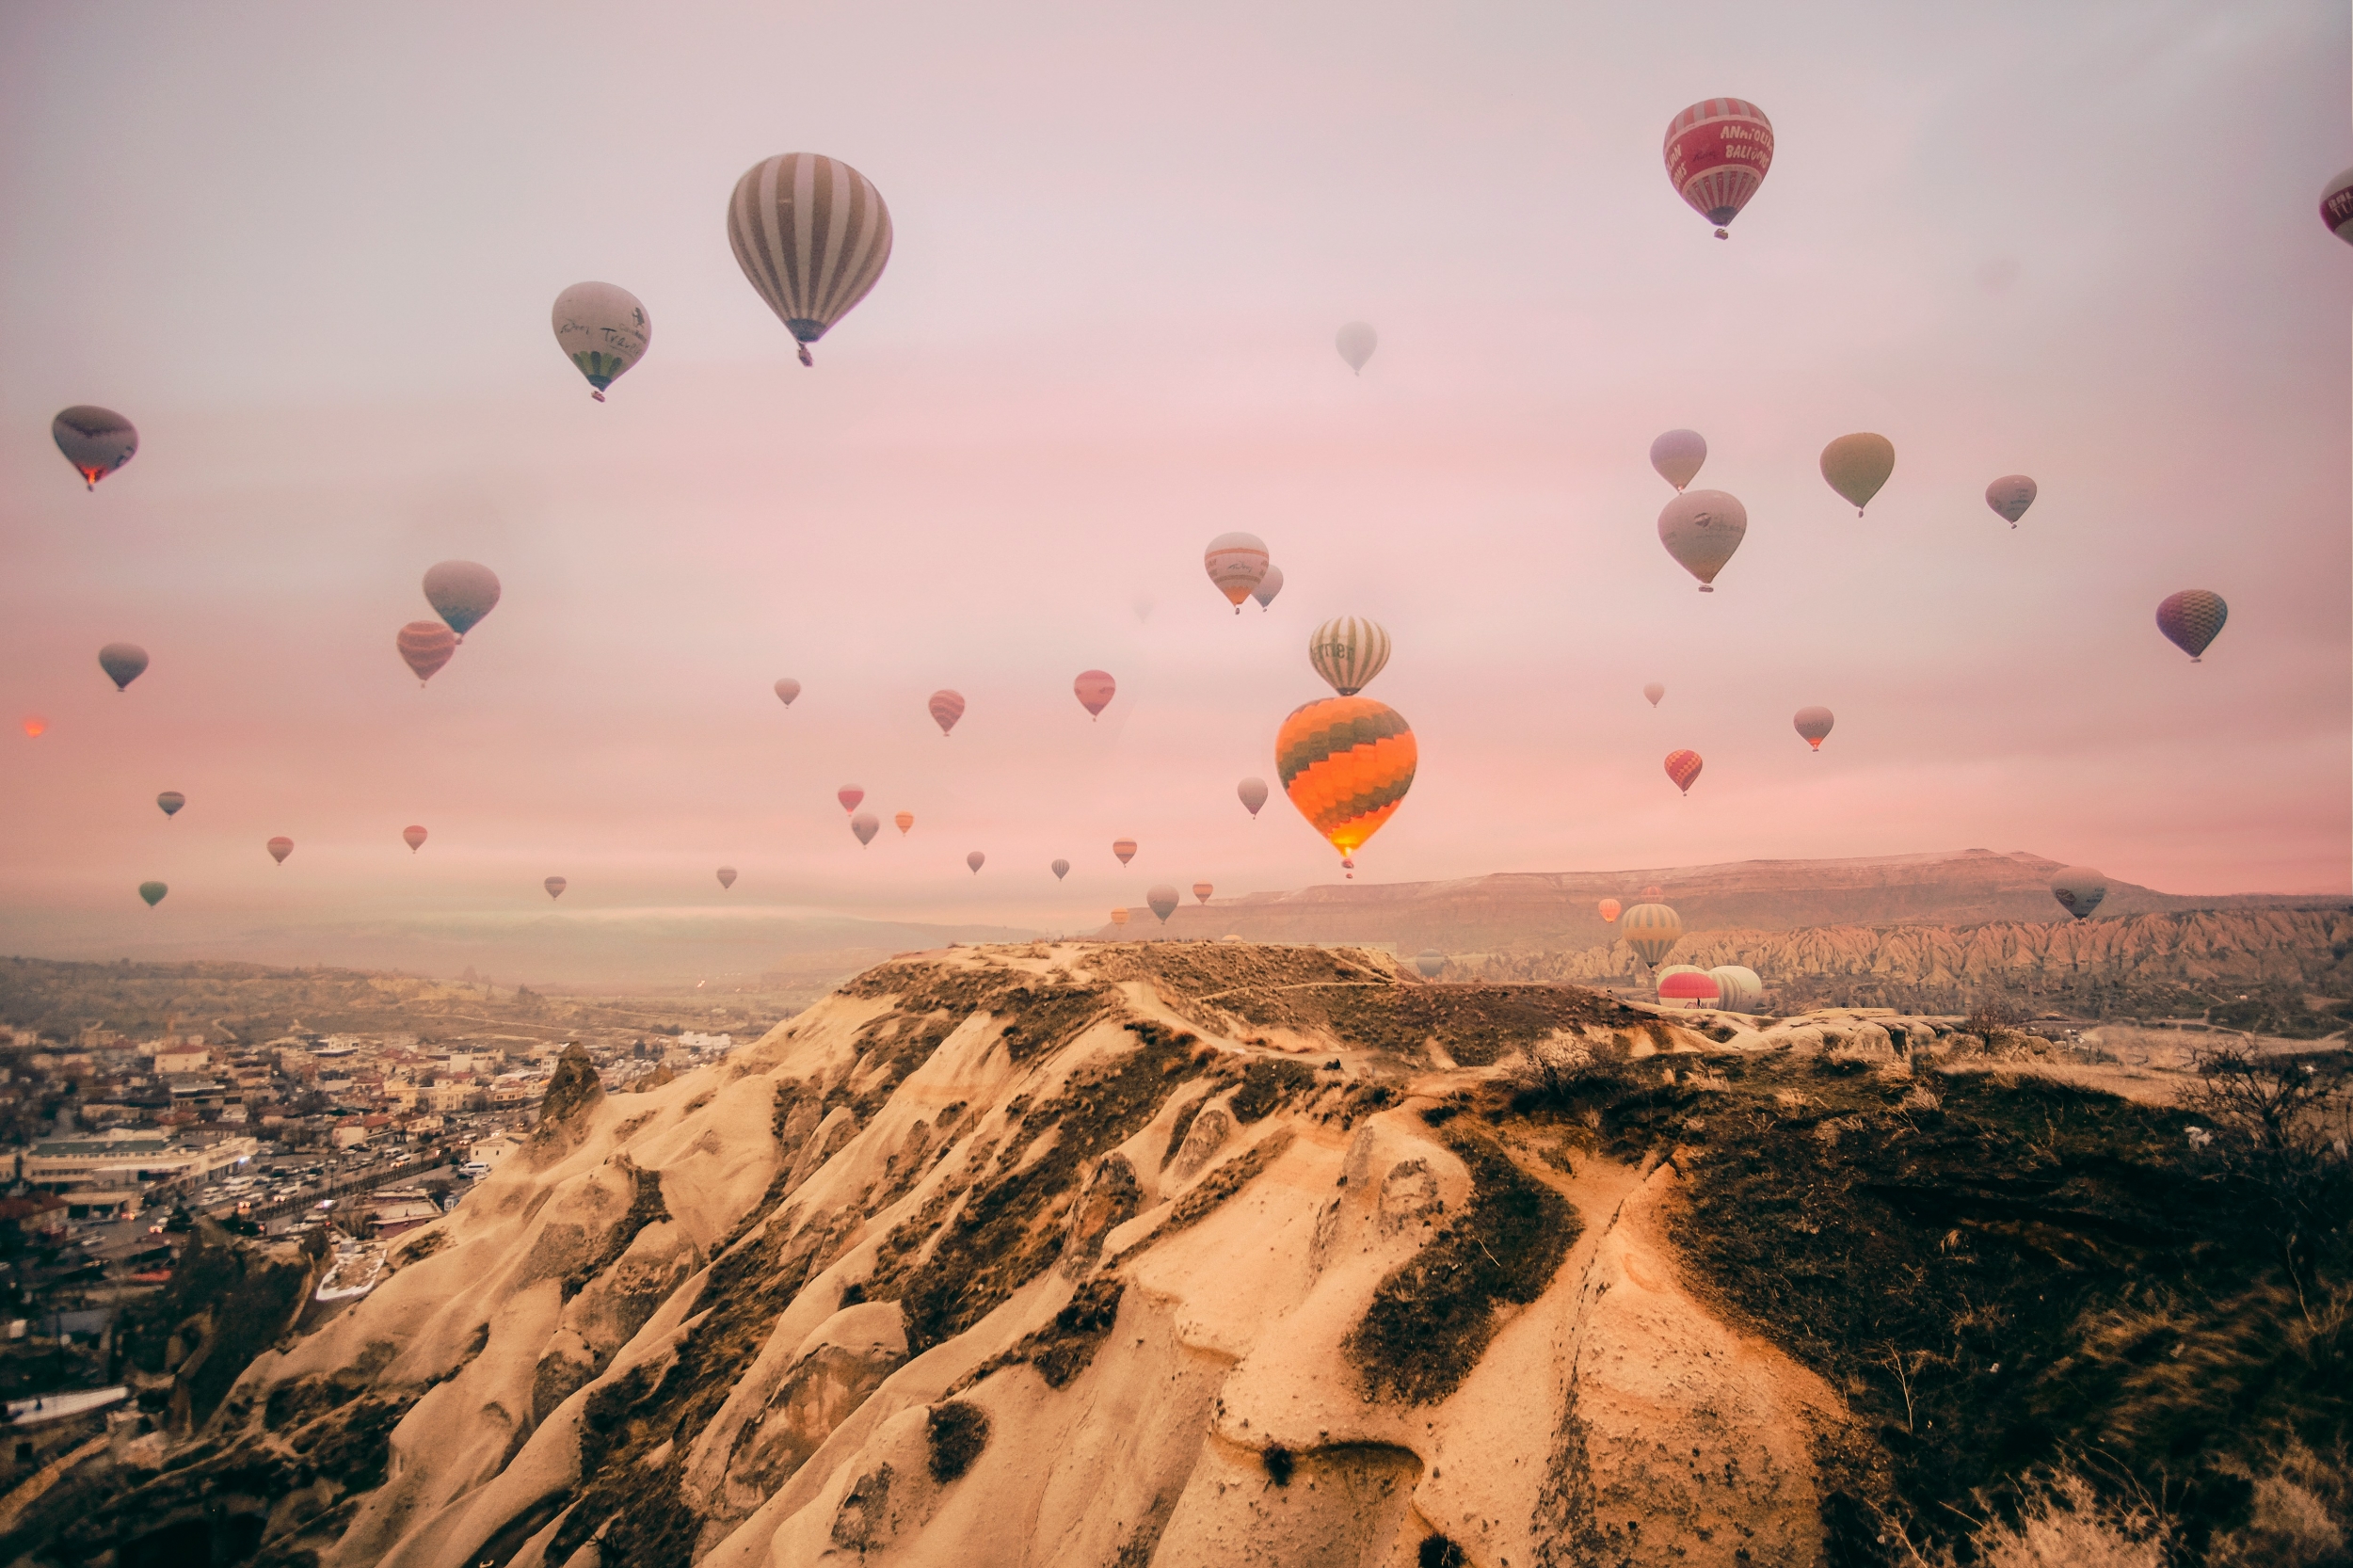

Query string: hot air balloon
1193 882 1213 904
1336 322 1378 374
775 678 801 707
404 825 427 853
894 811 914 835
99 643 149 692
1415 951 1445 978
1708 966 1764 1014
1308 616 1391 696
1238 777 1269 817
1820 434 1896 516
1650 429 1706 490
1112 839 1137 866
1657 490 1747 592
1146 886 1179 922
1252 565 1285 611
1204 532 1270 613
1598 899 1621 922
397 622 456 685
157 792 184 819
2050 867 2107 921
1276 696 1417 874
1657 968 1721 1008
1641 885 1664 901
22 717 45 739
928 690 965 736
1663 99 1774 237
266 837 294 865
851 812 880 846
551 282 650 401
1074 670 1116 719
2156 590 2228 662
1621 903 1683 968
1793 707 1834 750
1664 749 1704 793
1986 475 2037 527
1642 683 1665 708
714 867 738 889
837 787 864 813
727 153 893 367
138 881 168 907
1111 907 1130 927
53 407 137 489
967 851 985 874
1051 858 1070 880
424 562 501 640
545 876 567 899
2322 168 2353 245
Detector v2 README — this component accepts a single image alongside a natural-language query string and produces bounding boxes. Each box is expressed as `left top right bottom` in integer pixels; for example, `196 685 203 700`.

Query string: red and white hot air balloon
1663 99 1774 238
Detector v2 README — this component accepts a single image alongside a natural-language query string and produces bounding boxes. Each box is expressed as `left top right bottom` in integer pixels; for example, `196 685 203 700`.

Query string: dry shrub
1506 1037 1628 1113
1889 1470 2169 1567
2209 1440 2353 1567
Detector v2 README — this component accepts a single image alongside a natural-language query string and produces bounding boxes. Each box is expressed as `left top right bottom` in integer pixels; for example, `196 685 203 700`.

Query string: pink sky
1 1 2346 975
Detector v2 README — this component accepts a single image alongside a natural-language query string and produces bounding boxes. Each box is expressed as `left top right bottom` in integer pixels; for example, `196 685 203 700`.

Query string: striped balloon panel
396 621 456 682
2155 590 2227 660
727 154 894 344
1664 749 1704 792
1112 839 1137 864
1204 532 1270 606
1620 903 1683 967
1274 696 1417 856
1597 899 1621 921
1708 966 1764 1013
1307 616 1391 696
1193 883 1214 903
1662 99 1774 224
928 690 966 733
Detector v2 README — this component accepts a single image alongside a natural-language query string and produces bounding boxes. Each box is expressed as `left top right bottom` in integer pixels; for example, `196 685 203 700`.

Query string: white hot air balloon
1649 429 1706 490
1986 475 2037 528
1308 616 1391 696
1204 532 1270 614
1237 777 1269 817
1336 321 1378 374
551 282 650 401
727 153 893 367
1657 490 1748 592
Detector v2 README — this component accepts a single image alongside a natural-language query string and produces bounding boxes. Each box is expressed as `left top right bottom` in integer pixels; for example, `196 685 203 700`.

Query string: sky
1 0 2347 982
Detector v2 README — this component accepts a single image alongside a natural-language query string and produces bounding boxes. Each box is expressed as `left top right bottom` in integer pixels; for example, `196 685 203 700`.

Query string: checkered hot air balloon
2156 590 2227 662
727 154 893 367
1663 99 1773 237
1664 749 1704 793
1275 696 1417 877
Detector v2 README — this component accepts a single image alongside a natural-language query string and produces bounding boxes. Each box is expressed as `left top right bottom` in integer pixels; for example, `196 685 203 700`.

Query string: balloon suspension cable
797 344 815 368
592 390 606 403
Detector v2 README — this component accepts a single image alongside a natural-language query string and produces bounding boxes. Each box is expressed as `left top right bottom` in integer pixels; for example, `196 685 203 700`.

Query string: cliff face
24 943 2343 1568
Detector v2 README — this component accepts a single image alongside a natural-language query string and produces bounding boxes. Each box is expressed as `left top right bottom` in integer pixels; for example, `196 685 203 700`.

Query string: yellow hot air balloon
1275 696 1417 875
1620 903 1683 969
1820 433 1896 516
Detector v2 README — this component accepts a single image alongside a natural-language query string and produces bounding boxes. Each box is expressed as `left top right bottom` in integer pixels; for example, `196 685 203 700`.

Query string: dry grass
1887 1471 2169 1567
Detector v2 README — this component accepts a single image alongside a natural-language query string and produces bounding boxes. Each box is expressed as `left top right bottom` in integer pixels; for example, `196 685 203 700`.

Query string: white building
23 1129 259 1192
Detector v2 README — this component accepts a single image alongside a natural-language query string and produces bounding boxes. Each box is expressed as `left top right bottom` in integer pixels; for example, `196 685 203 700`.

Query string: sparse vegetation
926 1400 991 1482
1261 1443 1294 1486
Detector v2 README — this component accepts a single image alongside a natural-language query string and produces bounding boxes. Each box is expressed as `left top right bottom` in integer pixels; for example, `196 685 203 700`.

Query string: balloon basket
591 390 606 403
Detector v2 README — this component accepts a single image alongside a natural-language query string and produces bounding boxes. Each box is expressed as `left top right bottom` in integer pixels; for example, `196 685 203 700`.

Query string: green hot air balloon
1820 434 1896 516
138 881 168 907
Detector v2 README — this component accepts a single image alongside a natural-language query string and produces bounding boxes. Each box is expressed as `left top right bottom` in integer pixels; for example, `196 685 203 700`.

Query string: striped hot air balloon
1708 966 1764 1013
1664 749 1704 793
1112 839 1137 866
396 622 456 685
1275 696 1417 874
1308 616 1391 696
1598 899 1621 922
1621 903 1683 969
1050 858 1070 880
894 811 914 835
1641 885 1665 901
157 792 184 819
727 153 893 367
1663 99 1774 237
2156 590 2228 662
928 690 966 736
1193 882 1213 904
1204 533 1270 613
545 875 567 899
1111 907 1130 927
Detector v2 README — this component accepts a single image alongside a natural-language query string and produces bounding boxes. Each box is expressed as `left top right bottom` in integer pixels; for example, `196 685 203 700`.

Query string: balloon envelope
928 690 966 735
1621 903 1683 968
157 792 184 818
1415 950 1445 978
1308 616 1391 696
396 622 456 685
2323 168 2353 244
1111 907 1129 926
1050 858 1070 880
1074 670 1116 718
838 787 864 813
1598 899 1621 922
1641 885 1665 901
894 811 914 835
545 876 567 899
2050 866 2107 921
727 153 892 365
1649 429 1706 490
775 678 801 707
1642 682 1665 707
138 881 167 907
2156 590 2228 661
1657 490 1747 591
1252 565 1285 610
1708 966 1765 1014
53 407 137 488
1276 696 1417 863
1204 532 1270 612
1193 882 1213 904
1237 777 1269 817
715 867 738 889
1663 99 1773 233
403 825 427 852
1336 321 1378 373
1112 839 1137 865
1985 475 2037 526
1820 434 1896 515
99 643 149 691
551 281 649 398
266 837 294 864
967 851 985 873
1146 885 1179 922
424 561 501 638
1664 749 1704 793
1793 707 1834 750
22 717 44 738
1657 968 1721 1007
851 812 880 845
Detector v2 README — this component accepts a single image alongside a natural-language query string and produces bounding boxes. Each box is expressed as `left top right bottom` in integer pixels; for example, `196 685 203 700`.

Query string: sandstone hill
1121 849 2335 952
15 945 2347 1567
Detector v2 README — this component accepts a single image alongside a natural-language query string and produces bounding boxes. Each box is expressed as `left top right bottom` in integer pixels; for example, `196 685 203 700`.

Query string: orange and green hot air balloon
1275 696 1417 876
